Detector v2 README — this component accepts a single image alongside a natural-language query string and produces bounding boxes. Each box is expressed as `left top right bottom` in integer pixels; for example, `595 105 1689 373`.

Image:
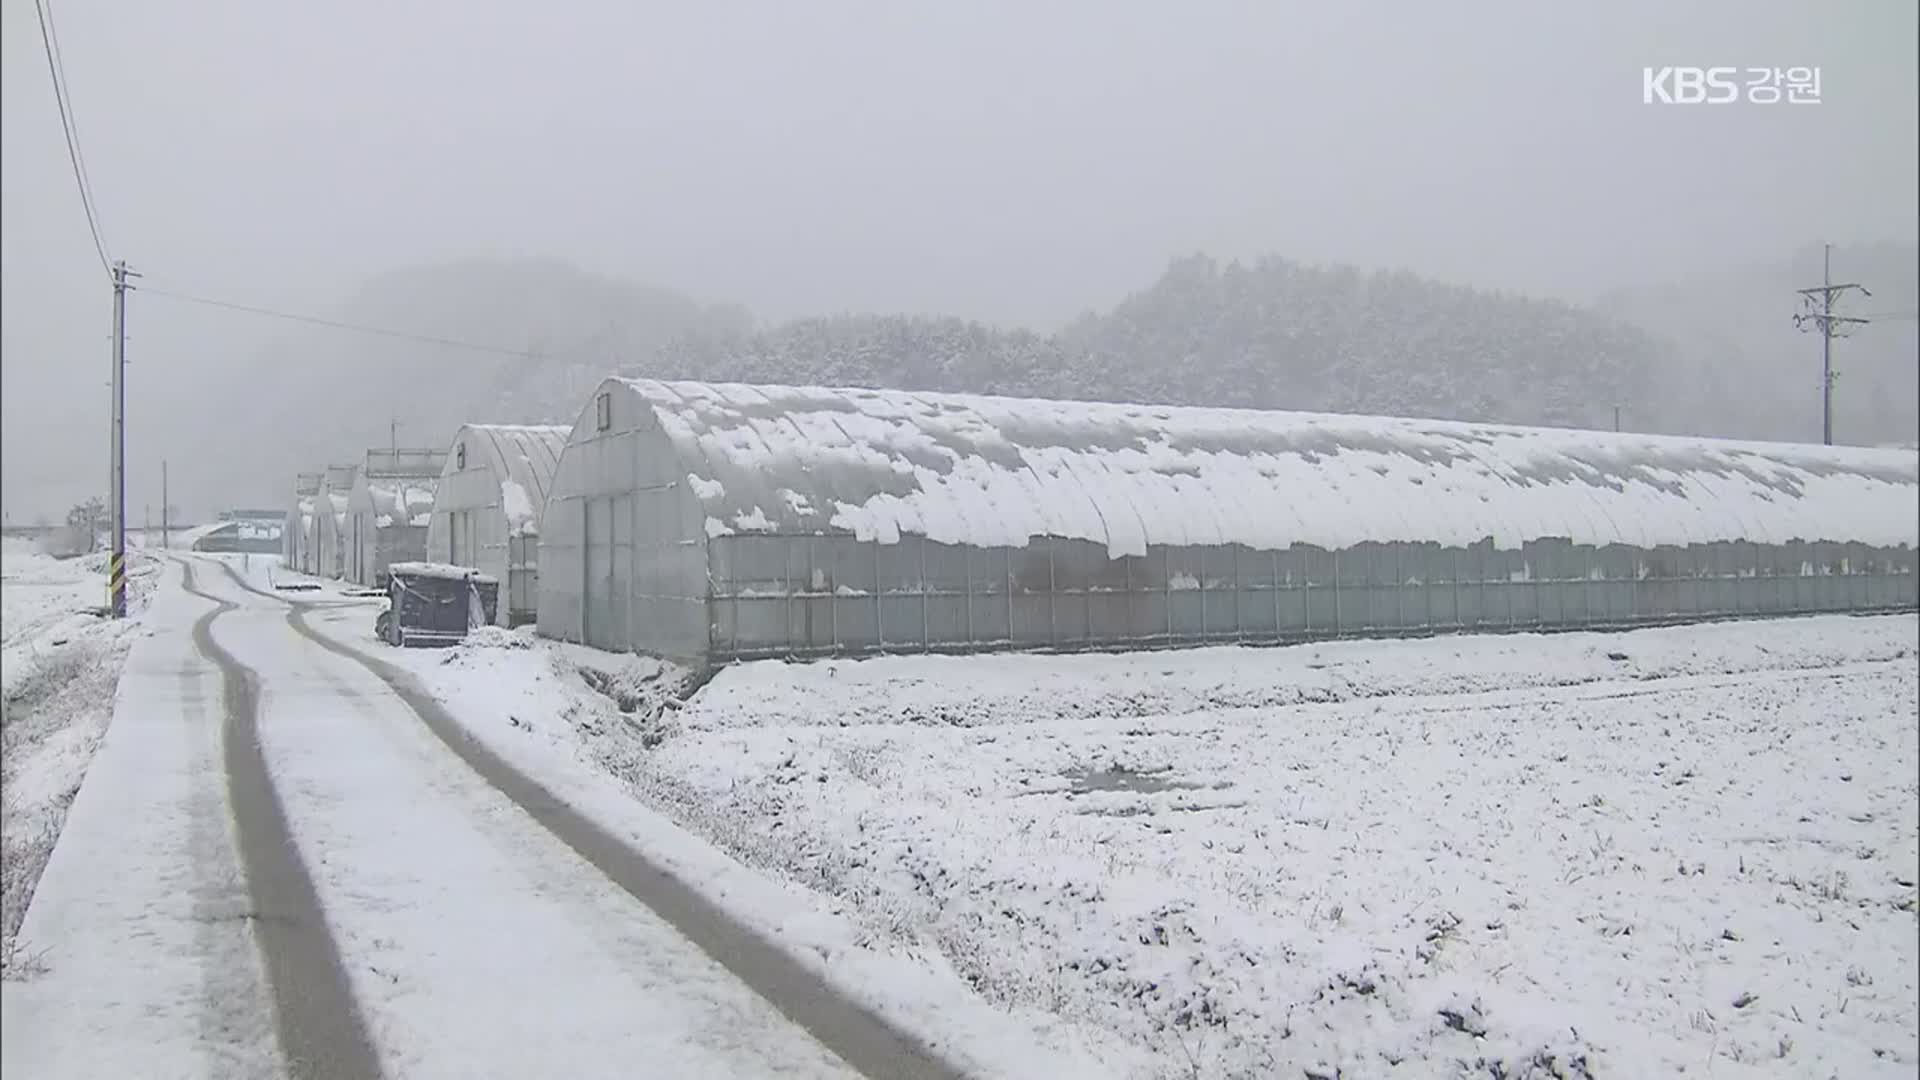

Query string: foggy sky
3 0 1916 522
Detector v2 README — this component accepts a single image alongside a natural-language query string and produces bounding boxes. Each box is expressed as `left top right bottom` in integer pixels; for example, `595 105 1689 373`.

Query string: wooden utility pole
108 260 138 615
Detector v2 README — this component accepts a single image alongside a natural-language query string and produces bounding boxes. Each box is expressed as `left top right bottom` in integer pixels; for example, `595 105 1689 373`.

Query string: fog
3 0 1915 523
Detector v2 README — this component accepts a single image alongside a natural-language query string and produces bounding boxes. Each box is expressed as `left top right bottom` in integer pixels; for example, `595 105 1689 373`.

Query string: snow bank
620 379 1919 556
1 543 159 965
689 615 1917 731
646 615 1919 1078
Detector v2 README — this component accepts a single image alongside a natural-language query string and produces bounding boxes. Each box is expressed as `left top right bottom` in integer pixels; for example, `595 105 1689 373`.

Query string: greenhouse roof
614 378 1920 556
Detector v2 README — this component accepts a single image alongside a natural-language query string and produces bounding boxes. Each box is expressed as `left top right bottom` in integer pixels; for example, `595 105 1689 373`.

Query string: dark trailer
376 561 500 647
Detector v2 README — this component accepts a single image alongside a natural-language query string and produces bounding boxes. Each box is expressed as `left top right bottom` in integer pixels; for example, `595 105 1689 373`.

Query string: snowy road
183 563 382 1080
6 556 962 1079
195 556 958 1079
3 557 278 1080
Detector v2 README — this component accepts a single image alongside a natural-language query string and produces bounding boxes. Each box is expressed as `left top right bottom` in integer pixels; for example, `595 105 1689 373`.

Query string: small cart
375 561 499 647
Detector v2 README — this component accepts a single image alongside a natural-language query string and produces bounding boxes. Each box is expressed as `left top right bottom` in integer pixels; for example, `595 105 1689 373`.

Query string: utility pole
162 459 169 550
1794 243 1872 446
108 260 139 617
1613 405 1621 433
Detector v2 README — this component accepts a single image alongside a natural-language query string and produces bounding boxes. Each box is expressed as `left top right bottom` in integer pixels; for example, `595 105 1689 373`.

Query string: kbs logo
1643 66 1822 105
1642 67 1739 104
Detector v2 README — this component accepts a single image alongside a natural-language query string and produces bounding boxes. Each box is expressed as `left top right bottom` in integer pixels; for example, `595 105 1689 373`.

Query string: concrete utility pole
1613 405 1621 433
108 260 139 617
1794 243 1872 446
161 459 169 550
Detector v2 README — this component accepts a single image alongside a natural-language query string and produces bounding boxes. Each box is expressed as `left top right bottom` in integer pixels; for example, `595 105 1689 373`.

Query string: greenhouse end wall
538 395 710 661
706 532 1918 661
431 425 570 627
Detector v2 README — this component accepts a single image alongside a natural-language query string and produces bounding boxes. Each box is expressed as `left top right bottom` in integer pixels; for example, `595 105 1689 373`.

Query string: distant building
541 378 1919 668
193 510 284 554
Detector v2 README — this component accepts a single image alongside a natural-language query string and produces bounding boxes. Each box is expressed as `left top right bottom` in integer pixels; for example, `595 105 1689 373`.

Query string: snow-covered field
0 538 158 966
674 620 1920 1078
353 612 1920 1078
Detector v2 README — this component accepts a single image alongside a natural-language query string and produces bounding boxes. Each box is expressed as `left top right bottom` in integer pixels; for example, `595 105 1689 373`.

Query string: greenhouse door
610 494 632 652
583 497 619 649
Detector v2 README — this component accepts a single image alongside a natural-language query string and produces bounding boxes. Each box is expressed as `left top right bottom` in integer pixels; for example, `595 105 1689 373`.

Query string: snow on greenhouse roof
615 379 1920 556
387 561 498 584
366 477 438 528
447 424 568 537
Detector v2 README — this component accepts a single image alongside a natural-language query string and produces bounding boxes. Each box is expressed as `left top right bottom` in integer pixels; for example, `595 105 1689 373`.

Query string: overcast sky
3 0 1915 521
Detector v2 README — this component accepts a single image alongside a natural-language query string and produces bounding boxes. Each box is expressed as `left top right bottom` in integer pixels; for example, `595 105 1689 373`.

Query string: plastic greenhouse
345 448 446 587
539 378 1919 668
426 424 569 627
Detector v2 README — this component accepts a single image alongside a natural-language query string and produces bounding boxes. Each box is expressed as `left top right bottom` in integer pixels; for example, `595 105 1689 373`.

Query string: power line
41 0 106 253
32 0 110 276
140 285 542 358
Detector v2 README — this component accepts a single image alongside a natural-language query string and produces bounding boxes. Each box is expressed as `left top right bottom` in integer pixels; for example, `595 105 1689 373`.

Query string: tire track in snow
179 560 384 1080
203 557 966 1080
178 656 282 1080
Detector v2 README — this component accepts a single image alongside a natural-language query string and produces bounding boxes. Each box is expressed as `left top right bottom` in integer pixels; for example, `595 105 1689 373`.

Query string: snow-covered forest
655 254 1659 433
213 246 1919 514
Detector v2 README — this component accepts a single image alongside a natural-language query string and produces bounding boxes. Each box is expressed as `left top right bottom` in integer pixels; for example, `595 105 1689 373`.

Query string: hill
649 254 1668 433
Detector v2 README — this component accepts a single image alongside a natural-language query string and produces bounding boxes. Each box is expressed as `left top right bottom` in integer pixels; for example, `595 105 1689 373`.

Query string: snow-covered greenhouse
284 471 321 573
345 448 446 587
309 462 359 580
426 424 569 626
539 377 1920 667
